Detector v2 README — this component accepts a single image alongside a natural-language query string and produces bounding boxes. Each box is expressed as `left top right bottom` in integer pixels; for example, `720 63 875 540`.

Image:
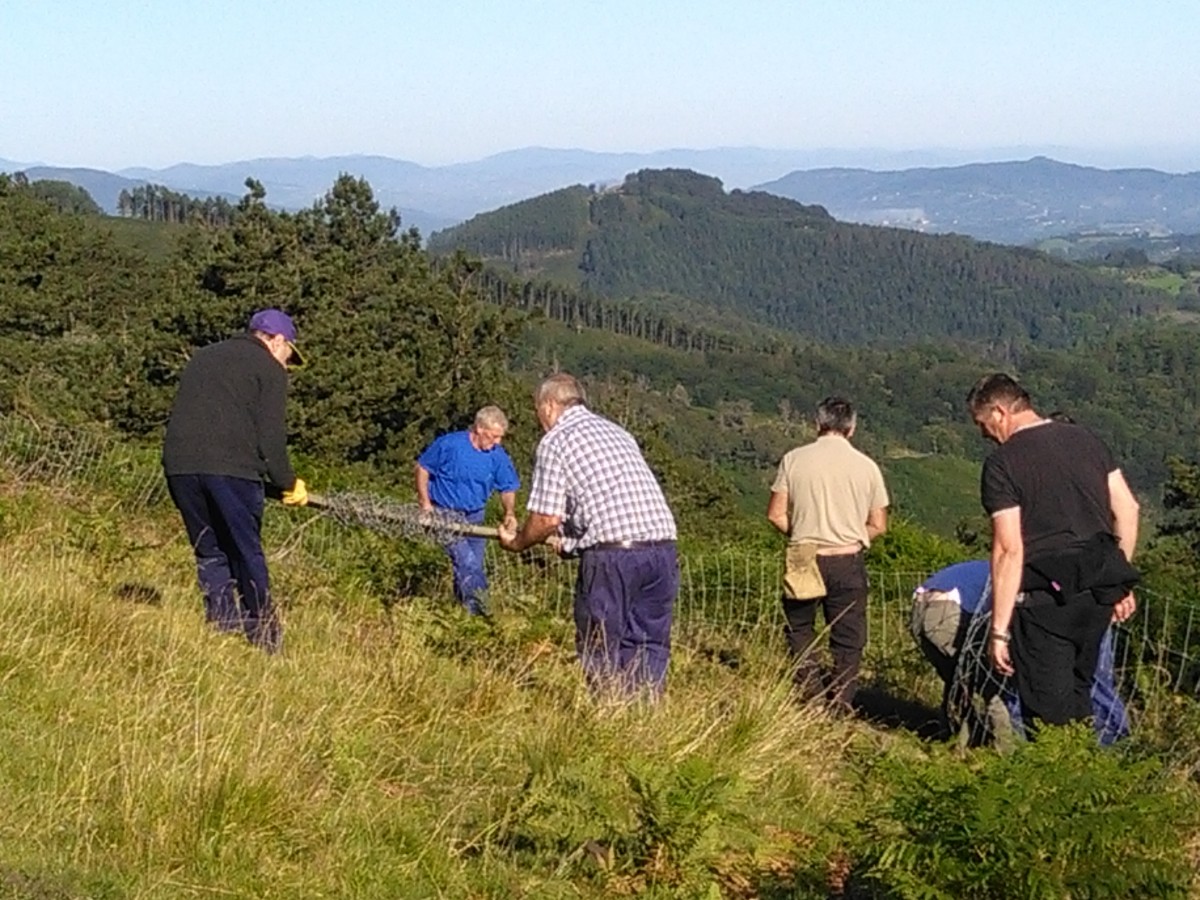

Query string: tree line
116 184 237 225
475 269 760 353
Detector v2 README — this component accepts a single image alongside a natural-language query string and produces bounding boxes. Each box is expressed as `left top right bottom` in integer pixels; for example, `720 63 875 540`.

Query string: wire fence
2 414 1199 709
481 545 1199 700
0 415 168 508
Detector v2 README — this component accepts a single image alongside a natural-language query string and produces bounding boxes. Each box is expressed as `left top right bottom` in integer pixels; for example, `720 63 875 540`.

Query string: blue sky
3 0 1198 171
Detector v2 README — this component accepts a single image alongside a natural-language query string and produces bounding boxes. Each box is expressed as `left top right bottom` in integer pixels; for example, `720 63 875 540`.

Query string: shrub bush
857 724 1197 899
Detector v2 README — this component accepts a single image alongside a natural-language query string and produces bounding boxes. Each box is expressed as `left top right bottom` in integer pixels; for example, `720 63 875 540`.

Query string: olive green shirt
771 434 889 549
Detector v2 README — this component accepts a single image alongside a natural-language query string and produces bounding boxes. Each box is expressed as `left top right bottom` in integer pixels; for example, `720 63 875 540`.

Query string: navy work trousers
574 542 678 697
167 473 280 653
441 508 487 615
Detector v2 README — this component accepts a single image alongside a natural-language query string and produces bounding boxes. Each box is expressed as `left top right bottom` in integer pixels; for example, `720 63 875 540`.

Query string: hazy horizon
4 143 1199 179
5 0 1198 173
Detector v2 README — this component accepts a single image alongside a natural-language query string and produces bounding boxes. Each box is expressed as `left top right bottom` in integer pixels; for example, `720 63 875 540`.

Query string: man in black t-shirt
966 374 1140 728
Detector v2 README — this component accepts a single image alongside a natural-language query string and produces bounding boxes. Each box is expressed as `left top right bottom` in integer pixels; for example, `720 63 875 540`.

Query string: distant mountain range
3 148 1198 245
756 157 1200 244
7 147 984 235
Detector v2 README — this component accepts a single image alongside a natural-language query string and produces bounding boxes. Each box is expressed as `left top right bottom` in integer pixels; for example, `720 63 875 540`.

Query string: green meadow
1 453 1197 899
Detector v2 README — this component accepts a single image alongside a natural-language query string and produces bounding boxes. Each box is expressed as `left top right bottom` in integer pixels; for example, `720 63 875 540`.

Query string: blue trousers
1090 628 1130 745
442 508 487 614
167 474 281 653
574 543 678 696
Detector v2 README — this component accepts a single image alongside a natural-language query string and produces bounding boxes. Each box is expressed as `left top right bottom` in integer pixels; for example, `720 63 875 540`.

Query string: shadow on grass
852 684 942 740
0 867 88 900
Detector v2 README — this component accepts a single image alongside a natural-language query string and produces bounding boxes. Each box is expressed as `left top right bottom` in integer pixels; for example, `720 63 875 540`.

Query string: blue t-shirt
417 430 520 513
920 560 991 614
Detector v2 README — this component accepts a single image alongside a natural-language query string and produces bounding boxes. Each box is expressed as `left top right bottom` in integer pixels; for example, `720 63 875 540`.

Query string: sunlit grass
0 485 870 897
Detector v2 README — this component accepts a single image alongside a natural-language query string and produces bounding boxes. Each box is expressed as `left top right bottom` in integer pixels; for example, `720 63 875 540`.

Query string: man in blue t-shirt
415 406 520 615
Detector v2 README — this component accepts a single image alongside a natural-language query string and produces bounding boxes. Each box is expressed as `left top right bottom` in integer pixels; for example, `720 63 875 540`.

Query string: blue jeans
1091 628 1131 745
167 474 281 653
442 508 487 614
574 543 678 696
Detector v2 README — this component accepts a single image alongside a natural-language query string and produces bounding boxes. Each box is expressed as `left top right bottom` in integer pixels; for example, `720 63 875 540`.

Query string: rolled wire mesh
307 491 488 548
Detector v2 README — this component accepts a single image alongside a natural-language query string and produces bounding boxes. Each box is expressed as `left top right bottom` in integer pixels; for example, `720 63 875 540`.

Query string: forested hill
428 168 1169 348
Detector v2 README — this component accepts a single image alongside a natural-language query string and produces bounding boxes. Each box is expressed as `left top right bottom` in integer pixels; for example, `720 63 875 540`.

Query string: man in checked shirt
498 373 679 697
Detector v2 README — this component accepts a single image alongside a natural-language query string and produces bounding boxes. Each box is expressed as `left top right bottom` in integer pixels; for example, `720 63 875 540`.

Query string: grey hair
815 397 856 436
473 405 509 432
535 373 586 409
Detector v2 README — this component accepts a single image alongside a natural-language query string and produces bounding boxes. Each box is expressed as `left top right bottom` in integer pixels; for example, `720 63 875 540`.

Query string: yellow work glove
282 478 309 506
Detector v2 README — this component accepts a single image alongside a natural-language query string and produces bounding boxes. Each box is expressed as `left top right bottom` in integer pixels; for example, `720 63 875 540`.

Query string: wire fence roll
306 491 495 548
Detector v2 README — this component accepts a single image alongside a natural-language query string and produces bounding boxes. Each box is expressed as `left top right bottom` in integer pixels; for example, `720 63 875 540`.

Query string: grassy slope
0 481 874 898
1 453 1197 896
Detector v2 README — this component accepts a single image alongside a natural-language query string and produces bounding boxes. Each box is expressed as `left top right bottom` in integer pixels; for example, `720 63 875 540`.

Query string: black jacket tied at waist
1021 532 1140 606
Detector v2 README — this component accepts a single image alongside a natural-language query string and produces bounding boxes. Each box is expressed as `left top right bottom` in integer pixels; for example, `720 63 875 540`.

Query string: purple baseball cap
248 308 304 366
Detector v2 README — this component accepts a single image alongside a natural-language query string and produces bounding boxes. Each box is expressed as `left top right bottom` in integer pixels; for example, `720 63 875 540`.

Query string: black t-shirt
980 421 1116 559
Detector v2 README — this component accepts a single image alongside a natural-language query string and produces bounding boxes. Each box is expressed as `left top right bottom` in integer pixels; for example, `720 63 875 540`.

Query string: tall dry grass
0 486 866 898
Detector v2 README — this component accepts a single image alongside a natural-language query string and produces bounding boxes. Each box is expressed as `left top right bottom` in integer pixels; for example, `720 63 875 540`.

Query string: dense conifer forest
5 168 1200 530
430 168 1174 348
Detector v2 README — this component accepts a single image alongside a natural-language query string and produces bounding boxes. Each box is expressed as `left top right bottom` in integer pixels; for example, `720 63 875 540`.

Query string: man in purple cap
162 308 309 653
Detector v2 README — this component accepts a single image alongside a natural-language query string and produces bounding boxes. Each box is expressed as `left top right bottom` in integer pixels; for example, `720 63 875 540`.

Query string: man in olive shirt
767 397 889 712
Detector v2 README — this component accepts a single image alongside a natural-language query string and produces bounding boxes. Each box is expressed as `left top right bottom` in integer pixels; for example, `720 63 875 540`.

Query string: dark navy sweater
162 333 296 489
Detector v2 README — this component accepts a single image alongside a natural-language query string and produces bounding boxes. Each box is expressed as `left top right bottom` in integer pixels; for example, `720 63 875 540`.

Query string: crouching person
913 560 1131 749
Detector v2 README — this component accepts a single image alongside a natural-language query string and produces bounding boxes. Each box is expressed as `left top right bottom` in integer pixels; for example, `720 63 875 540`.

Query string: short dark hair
966 373 1031 415
815 396 856 435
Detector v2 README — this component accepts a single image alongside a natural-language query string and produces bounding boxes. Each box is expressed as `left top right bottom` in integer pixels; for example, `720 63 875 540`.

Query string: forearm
766 491 790 534
990 543 1024 635
499 491 516 518
1111 496 1139 562
1113 515 1138 562
259 393 295 489
866 507 887 541
1108 470 1140 561
507 511 560 552
414 465 432 509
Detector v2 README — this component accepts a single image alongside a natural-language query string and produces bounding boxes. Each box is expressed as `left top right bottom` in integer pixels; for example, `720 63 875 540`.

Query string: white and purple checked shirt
527 405 676 553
